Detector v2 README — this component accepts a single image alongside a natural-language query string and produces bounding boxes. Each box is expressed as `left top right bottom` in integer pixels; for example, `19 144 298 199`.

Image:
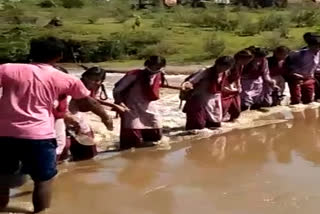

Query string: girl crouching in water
222 50 253 121
113 56 170 150
240 47 276 110
181 56 235 130
68 67 125 160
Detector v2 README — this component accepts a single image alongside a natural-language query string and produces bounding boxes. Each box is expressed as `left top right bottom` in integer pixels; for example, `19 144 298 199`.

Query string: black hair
274 46 290 54
81 66 108 100
303 32 320 46
29 36 65 63
144 56 166 68
215 56 235 68
234 49 253 61
250 47 268 58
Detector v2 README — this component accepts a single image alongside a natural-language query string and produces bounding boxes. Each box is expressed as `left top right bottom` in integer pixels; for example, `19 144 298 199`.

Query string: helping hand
102 117 113 131
181 81 194 91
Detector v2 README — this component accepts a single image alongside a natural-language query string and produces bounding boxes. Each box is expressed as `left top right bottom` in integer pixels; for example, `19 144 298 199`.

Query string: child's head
81 66 106 91
234 49 253 66
213 56 235 74
144 56 166 74
304 32 320 52
273 46 290 61
30 36 65 63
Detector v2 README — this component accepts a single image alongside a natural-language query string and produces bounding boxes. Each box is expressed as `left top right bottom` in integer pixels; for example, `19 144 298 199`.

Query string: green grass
0 0 319 65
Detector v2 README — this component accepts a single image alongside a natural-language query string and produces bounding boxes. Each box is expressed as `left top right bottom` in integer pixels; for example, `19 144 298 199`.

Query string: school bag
113 69 167 104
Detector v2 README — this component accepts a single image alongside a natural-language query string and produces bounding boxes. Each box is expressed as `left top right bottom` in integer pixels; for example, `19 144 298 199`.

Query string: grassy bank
0 0 320 65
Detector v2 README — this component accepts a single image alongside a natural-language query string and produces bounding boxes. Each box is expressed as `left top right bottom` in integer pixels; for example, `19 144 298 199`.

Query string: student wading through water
67 67 127 160
285 32 320 105
114 56 181 150
181 56 235 130
267 46 290 106
240 47 277 110
0 37 113 213
222 50 253 121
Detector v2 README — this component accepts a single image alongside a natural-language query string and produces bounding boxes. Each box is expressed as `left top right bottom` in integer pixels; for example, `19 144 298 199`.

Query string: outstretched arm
73 97 113 130
97 99 130 114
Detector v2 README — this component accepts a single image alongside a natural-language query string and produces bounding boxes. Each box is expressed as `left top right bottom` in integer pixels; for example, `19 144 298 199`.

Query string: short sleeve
0 65 3 87
65 78 90 99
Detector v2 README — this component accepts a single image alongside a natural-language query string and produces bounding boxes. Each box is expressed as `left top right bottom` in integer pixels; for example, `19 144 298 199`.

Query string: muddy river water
4 72 320 214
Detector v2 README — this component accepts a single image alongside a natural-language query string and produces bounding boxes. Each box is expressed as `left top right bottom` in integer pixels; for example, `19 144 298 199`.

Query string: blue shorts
0 137 57 182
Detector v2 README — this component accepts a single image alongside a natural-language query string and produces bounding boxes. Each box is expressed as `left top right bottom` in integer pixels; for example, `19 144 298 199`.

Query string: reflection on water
8 108 320 214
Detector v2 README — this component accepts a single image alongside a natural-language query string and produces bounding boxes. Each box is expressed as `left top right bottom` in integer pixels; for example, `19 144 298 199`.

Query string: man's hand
181 81 193 91
102 117 113 131
113 103 130 114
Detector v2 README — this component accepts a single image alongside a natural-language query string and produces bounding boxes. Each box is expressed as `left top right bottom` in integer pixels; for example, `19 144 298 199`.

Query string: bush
110 0 133 23
259 13 289 32
152 16 170 28
204 34 225 58
5 6 24 24
236 21 259 36
88 16 100 24
278 25 289 38
291 10 320 27
236 14 260 36
67 30 162 62
38 0 57 8
261 31 282 50
187 11 238 31
61 0 84 9
138 41 178 58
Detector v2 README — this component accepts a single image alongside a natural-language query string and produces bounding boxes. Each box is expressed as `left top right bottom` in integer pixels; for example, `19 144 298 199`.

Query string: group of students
0 32 320 213
56 32 320 162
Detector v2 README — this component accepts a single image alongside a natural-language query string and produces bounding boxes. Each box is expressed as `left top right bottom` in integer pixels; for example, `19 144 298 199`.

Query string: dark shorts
0 137 57 182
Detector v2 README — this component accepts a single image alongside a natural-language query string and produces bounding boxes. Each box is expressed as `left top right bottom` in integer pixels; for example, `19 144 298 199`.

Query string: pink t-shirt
0 63 90 139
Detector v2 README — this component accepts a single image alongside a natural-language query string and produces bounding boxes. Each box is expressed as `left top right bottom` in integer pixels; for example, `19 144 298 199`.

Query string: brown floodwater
6 108 320 214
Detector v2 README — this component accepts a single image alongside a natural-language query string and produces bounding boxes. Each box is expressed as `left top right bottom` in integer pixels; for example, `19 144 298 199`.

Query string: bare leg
0 187 9 208
33 179 53 213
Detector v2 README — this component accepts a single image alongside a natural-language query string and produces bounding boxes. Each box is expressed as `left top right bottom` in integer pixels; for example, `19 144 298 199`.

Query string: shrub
187 11 238 31
138 41 178 58
88 16 100 24
291 10 320 27
152 16 170 28
110 0 133 23
259 13 289 32
236 13 260 36
61 0 84 9
38 0 57 8
237 21 259 36
278 25 289 38
5 6 24 24
204 34 225 58
261 31 282 50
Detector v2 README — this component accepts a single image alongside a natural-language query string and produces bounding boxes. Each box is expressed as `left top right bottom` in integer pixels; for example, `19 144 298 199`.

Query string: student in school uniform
241 47 276 110
285 33 320 105
222 50 253 121
267 46 290 106
113 56 170 150
181 56 235 130
68 67 125 160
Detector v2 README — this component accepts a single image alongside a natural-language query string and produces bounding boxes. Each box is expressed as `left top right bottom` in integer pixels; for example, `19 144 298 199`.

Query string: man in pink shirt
0 37 112 213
